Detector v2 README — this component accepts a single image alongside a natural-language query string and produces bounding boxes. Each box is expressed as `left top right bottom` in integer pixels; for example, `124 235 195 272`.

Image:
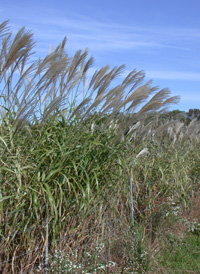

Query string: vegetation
0 20 200 273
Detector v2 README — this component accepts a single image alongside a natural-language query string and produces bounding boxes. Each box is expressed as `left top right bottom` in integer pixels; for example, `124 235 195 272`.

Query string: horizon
0 0 200 112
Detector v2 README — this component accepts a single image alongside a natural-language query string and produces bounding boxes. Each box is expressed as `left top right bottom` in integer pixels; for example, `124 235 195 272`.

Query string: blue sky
1 0 200 111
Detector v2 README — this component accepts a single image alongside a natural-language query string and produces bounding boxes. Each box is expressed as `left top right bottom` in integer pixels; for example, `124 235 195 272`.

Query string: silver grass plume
0 20 181 140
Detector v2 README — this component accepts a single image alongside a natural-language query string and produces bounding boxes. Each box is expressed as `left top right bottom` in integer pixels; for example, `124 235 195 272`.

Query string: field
0 21 200 273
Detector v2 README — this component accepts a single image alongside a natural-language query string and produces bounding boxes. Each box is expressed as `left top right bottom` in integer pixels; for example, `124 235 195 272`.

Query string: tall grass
0 20 200 273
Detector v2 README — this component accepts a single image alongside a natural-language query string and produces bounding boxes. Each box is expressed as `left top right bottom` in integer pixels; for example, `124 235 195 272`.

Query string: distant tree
158 109 186 123
187 109 200 121
167 109 186 118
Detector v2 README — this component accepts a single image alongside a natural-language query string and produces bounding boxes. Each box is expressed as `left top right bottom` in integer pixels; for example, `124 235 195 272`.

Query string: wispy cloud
35 16 198 53
7 11 199 56
145 71 200 81
180 92 200 103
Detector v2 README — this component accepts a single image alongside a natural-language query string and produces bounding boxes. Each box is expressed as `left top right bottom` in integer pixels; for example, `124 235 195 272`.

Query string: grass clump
0 20 200 273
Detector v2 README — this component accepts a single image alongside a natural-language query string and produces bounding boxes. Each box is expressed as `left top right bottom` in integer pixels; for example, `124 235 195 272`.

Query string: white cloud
8 13 199 55
145 71 200 81
179 92 200 103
